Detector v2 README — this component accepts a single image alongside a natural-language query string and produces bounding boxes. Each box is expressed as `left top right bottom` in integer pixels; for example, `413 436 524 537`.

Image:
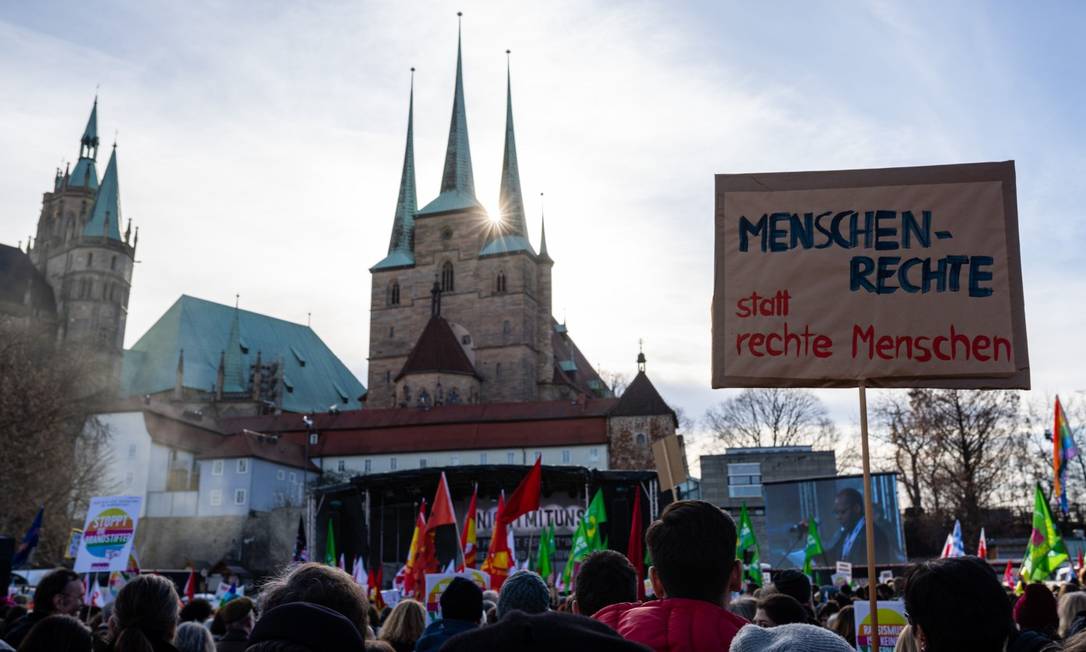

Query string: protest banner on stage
713 161 1029 389
854 601 907 652
73 496 143 573
423 569 490 621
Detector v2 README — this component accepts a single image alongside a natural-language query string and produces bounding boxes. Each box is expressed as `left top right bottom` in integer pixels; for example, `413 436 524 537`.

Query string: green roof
83 146 121 239
122 295 365 412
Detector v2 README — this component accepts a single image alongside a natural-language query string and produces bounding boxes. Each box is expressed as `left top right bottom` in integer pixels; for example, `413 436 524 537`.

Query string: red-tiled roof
221 398 620 435
141 409 225 453
395 316 480 381
285 417 609 457
197 430 319 471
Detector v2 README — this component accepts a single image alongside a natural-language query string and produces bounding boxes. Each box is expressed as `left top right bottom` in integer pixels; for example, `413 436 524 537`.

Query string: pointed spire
83 145 121 239
222 298 246 392
538 192 551 262
374 69 419 271
480 50 535 257
418 13 481 215
69 96 100 189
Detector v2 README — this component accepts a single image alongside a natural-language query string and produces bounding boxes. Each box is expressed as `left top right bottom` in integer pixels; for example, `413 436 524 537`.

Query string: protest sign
74 496 143 573
423 569 490 621
879 570 894 583
836 560 853 582
854 601 908 652
65 529 83 559
380 589 403 610
713 161 1029 389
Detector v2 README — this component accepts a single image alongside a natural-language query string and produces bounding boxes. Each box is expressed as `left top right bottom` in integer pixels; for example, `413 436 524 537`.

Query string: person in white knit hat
730 623 855 652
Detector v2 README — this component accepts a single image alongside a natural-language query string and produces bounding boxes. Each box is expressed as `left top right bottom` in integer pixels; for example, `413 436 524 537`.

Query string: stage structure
313 465 662 579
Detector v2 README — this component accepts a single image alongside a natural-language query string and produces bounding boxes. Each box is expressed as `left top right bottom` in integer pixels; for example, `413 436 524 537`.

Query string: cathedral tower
367 20 608 407
29 98 136 388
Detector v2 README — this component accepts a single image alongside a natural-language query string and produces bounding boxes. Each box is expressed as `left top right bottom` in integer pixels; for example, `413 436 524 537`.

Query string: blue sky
1 1 1083 450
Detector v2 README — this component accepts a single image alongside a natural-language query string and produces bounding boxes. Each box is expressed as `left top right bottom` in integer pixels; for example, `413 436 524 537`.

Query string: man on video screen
823 488 892 565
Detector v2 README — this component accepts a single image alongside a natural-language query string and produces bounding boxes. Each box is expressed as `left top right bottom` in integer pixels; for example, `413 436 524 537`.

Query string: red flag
483 495 513 590
402 500 427 597
460 484 479 570
1078 548 1084 571
627 486 645 601
370 566 386 610
183 568 197 603
413 473 463 592
977 528 988 559
499 457 543 524
1003 561 1014 588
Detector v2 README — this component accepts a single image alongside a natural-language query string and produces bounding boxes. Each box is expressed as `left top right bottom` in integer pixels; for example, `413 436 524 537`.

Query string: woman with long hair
107 574 180 652
377 600 426 652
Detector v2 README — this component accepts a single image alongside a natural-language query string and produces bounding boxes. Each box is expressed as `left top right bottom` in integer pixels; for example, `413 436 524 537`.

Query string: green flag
736 504 762 587
1022 484 1069 582
584 489 608 552
802 518 824 576
324 518 336 566
535 525 555 580
562 518 589 586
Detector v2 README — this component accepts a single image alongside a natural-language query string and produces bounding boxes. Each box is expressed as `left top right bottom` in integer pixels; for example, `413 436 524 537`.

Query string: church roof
68 158 98 190
418 17 483 216
481 53 534 257
550 322 612 397
611 370 677 424
395 315 480 381
0 244 56 316
374 71 419 272
70 98 100 190
83 146 122 239
121 295 365 413
82 97 99 145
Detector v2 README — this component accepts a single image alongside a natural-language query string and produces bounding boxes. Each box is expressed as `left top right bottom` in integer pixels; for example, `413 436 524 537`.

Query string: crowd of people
4 499 1086 651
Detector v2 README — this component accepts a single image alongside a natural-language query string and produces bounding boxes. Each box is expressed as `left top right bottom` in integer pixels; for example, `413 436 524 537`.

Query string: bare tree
703 388 838 449
0 323 112 565
873 390 944 512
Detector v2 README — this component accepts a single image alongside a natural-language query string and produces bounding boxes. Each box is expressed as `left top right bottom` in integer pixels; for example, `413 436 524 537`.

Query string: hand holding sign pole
713 161 1029 652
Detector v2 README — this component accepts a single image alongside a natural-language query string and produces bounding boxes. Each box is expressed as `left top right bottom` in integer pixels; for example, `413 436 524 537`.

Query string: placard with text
712 161 1029 388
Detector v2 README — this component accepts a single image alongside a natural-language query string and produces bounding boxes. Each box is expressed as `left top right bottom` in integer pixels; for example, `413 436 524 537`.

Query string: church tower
367 17 610 407
29 98 137 388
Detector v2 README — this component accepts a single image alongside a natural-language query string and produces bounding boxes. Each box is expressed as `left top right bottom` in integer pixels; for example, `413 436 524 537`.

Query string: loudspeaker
0 536 14 596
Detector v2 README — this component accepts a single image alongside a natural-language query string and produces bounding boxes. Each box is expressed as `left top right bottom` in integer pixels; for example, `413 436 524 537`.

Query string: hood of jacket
593 598 748 652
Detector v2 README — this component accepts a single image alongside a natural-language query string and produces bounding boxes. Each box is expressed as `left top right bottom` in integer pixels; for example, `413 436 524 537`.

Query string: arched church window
636 433 647 446
496 271 507 293
441 261 454 292
418 389 431 408
447 387 461 405
388 281 400 306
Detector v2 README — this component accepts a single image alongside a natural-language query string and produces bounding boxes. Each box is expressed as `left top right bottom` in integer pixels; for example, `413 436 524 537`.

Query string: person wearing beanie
441 610 652 652
497 571 550 618
731 622 855 652
214 596 254 652
1014 583 1060 641
415 577 482 652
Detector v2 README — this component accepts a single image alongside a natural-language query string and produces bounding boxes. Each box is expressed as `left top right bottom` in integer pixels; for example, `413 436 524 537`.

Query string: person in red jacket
594 500 749 652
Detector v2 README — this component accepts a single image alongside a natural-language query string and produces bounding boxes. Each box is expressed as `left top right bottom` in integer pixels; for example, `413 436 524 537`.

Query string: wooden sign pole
660 441 677 501
859 380 880 652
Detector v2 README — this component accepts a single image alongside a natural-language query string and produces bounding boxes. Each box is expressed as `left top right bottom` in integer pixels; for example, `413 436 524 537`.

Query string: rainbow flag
1054 397 1078 515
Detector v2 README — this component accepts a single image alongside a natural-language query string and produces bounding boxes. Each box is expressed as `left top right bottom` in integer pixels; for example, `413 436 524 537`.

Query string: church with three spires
366 23 614 410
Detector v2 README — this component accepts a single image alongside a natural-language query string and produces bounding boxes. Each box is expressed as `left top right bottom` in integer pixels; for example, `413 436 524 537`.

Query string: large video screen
762 473 906 568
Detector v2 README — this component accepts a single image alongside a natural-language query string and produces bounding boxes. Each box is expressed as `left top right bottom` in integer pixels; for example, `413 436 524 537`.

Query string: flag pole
859 380 880 652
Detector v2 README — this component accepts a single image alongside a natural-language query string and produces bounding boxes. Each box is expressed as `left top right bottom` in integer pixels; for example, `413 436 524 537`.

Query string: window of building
309 433 319 445
212 460 224 476
337 460 346 472
237 459 249 474
561 449 571 464
635 433 647 446
502 320 512 338
210 490 222 506
533 450 542 462
277 469 285 481
419 458 427 468
451 455 460 466
441 261 454 292
389 326 395 338
506 451 515 464
234 488 247 505
111 255 117 271
727 462 763 499
128 444 137 459
480 452 487 464
125 471 134 486
276 492 286 507
390 457 398 471
87 253 93 267
289 472 297 483
590 447 600 461
388 281 400 306
496 271 507 293
385 370 391 384
364 459 372 473
496 363 502 378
